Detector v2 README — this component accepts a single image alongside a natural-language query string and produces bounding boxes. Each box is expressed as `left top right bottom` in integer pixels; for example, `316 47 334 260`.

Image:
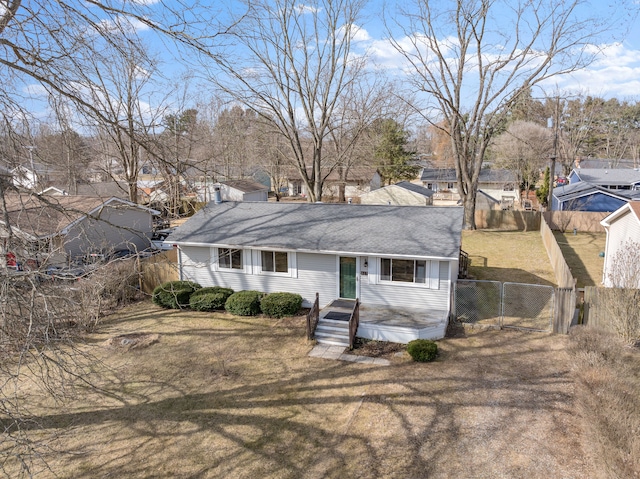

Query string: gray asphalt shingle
169 202 464 259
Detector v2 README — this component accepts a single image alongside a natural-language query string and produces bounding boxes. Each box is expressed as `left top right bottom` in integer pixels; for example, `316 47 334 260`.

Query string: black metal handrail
348 298 360 349
459 248 469 278
306 292 320 340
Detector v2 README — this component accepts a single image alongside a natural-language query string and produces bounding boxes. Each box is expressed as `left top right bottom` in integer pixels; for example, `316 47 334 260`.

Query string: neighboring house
600 201 640 287
40 186 67 196
219 179 269 202
76 181 130 200
0 194 158 266
573 157 640 170
359 181 434 206
167 201 464 342
419 168 520 207
552 182 640 212
568 167 640 190
285 166 382 199
11 162 51 191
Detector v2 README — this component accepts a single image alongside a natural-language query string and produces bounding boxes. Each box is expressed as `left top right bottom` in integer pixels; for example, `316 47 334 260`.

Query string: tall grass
567 327 640 478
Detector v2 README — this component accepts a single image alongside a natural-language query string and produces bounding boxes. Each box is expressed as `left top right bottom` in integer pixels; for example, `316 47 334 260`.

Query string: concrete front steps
314 317 350 347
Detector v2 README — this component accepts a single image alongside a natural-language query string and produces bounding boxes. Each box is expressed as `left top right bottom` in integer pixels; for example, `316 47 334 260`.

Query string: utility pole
24 145 36 190
547 97 559 211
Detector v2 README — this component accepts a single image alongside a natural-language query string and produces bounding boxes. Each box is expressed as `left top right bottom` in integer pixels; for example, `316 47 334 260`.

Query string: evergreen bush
152 280 201 309
189 286 235 311
260 292 303 318
406 339 438 362
225 290 264 316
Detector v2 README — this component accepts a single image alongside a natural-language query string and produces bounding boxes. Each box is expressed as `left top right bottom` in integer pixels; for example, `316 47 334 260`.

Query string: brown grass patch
567 327 640 478
3 301 601 478
553 231 606 287
462 230 557 285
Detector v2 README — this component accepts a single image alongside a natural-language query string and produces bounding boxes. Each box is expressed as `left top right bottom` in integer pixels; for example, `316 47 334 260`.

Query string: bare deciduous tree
390 0 623 228
600 239 640 343
490 120 552 197
205 0 368 202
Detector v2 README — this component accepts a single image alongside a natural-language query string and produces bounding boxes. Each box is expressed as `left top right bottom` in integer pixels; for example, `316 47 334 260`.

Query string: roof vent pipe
213 185 222 204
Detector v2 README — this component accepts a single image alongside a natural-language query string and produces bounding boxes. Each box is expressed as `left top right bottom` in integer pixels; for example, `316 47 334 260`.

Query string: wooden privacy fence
474 210 541 231
543 211 608 233
140 249 179 294
540 214 575 289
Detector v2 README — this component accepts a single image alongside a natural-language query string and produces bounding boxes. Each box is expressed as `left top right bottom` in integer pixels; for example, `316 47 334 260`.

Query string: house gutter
169 241 459 262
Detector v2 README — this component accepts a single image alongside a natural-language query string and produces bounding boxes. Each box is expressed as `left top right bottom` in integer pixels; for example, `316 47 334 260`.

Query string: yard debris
104 333 159 350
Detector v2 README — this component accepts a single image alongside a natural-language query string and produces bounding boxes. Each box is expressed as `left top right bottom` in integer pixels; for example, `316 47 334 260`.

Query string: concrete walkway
308 344 391 366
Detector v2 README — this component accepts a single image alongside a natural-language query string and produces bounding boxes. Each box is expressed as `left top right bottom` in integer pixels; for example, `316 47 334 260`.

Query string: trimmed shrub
189 286 234 311
406 339 438 362
152 280 201 309
260 292 303 318
225 290 263 316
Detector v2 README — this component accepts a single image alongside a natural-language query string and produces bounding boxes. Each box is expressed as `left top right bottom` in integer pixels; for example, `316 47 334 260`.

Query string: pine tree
374 119 418 185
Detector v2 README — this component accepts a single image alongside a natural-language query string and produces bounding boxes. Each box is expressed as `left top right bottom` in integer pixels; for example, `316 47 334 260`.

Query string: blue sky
20 0 640 125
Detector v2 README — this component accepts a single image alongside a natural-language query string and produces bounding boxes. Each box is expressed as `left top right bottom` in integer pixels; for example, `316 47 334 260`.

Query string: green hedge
189 286 235 311
152 280 201 309
406 339 438 362
260 292 303 318
225 290 264 316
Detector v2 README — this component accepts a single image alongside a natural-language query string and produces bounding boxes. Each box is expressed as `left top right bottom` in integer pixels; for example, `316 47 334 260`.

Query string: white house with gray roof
167 202 464 343
359 181 434 206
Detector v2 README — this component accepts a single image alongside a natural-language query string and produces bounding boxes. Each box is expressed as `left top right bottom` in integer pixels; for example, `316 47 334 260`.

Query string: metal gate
455 280 556 332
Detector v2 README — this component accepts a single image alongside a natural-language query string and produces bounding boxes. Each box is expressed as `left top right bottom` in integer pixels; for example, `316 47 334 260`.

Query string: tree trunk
462 189 477 230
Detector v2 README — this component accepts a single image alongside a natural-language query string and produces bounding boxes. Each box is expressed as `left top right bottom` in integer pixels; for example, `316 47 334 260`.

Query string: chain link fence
455 280 556 332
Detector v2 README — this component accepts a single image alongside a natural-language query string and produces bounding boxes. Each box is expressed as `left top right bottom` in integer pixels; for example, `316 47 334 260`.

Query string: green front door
339 256 357 299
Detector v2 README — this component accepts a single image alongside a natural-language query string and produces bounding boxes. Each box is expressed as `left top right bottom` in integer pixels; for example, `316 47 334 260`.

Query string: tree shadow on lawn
553 232 604 287
468 266 556 286
17 329 580 479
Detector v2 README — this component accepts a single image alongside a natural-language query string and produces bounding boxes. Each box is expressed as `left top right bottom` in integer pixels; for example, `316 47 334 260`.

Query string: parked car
151 229 174 250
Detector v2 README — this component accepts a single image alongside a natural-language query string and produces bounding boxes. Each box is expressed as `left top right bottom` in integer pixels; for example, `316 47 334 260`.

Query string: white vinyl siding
604 210 640 287
360 256 451 311
180 247 336 307
179 246 453 311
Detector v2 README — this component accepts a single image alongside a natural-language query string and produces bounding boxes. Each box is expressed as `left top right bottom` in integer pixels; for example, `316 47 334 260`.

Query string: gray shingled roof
169 202 464 259
572 168 640 185
420 168 516 183
221 179 269 193
395 181 434 197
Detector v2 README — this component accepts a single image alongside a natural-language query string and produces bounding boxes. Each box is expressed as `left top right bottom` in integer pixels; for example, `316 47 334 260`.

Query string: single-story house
568 167 640 190
218 179 269 202
419 168 520 207
284 166 382 199
359 181 434 206
0 194 158 267
600 201 640 287
551 182 640 212
167 201 464 343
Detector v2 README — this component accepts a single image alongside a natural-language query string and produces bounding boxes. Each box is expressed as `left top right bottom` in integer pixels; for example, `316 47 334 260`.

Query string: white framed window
261 250 288 273
380 258 427 284
377 257 439 289
218 247 243 270
447 182 455 190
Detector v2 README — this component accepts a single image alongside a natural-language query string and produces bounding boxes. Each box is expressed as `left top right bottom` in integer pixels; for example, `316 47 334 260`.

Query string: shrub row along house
166 201 464 343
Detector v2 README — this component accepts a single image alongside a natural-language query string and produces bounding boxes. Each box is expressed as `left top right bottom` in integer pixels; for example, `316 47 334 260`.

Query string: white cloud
542 42 640 98
295 4 319 15
98 14 150 34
